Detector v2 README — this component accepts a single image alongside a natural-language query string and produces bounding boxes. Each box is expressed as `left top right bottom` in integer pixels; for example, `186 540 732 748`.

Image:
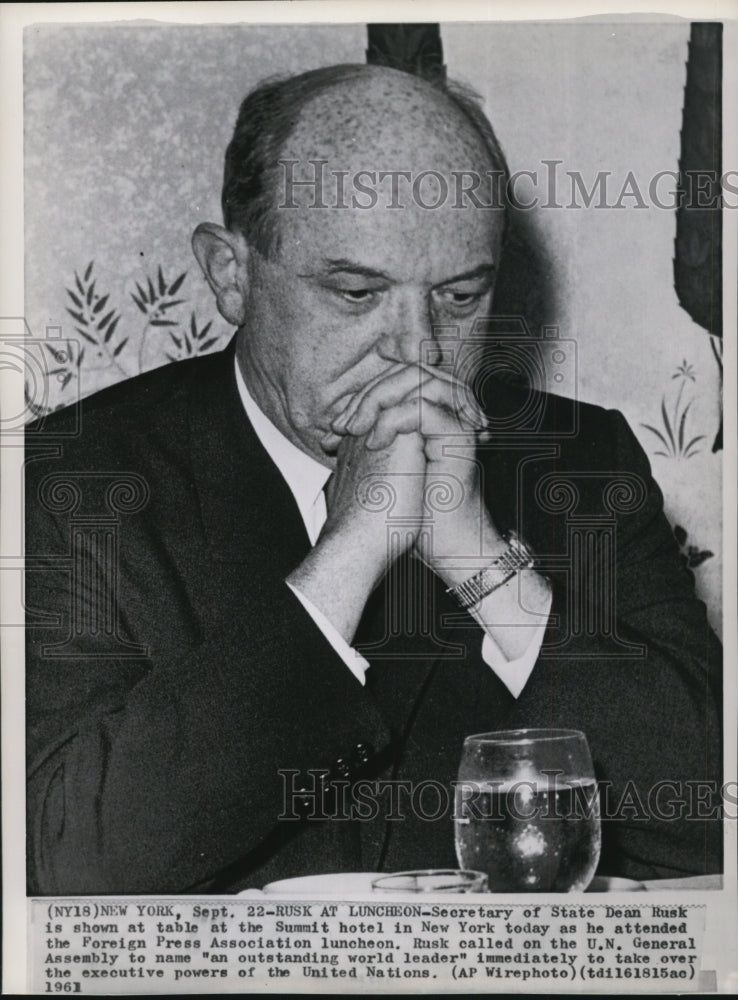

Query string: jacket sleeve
505 407 722 880
25 500 389 894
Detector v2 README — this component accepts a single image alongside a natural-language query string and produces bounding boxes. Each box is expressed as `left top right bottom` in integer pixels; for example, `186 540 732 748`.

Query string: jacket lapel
187 339 311 570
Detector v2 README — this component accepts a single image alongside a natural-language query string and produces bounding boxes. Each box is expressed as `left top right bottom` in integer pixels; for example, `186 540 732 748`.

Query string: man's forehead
280 72 490 175
271 183 504 283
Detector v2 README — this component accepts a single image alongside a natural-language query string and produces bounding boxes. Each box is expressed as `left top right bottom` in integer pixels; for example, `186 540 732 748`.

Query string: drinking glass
454 729 601 892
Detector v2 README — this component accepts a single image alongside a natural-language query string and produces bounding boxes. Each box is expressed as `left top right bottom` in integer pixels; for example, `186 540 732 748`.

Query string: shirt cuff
480 591 552 699
286 582 370 686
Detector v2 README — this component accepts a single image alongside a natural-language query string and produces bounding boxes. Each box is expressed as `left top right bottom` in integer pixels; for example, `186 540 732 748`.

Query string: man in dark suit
25 64 722 894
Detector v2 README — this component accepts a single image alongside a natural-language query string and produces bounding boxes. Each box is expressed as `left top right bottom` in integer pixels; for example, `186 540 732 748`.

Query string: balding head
222 63 509 256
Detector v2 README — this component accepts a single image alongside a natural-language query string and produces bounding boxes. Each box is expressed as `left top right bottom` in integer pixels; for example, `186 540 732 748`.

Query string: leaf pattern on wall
66 261 126 374
640 359 705 459
32 262 229 416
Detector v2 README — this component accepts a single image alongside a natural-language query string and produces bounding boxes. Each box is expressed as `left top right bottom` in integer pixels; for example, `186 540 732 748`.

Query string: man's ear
191 222 250 326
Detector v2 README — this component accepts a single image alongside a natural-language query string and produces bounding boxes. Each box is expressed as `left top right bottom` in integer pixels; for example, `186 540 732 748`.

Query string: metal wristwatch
447 532 537 610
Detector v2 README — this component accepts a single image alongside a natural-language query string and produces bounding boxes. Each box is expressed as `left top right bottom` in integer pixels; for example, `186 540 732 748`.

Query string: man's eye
339 288 375 302
434 289 485 309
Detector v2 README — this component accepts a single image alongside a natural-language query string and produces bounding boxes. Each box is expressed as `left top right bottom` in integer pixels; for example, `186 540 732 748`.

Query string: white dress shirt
235 358 548 697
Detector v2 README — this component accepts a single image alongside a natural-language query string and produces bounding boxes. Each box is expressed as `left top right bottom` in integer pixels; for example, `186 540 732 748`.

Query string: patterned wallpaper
24 24 367 392
24 21 722 633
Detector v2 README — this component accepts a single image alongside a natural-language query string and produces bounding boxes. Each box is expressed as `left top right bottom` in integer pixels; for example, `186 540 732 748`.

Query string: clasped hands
289 361 549 652
319 361 504 587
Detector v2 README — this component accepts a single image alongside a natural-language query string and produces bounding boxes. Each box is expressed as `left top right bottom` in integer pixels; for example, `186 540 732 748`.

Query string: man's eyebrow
438 264 497 285
298 260 498 283
298 259 394 281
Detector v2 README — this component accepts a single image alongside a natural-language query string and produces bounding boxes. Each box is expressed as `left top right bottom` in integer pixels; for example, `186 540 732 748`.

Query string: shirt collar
234 356 331 522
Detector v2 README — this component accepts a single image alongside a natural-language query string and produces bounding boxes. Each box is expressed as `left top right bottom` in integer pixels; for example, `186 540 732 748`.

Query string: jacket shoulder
483 376 631 457
25 350 230 462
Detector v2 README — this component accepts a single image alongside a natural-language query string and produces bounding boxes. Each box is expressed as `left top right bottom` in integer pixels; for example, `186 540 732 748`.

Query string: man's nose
377 294 443 367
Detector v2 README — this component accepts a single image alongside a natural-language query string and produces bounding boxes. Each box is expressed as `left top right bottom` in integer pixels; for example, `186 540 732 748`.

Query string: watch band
447 532 537 610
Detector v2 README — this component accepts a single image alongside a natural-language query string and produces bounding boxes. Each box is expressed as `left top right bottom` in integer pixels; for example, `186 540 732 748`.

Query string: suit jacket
25 339 722 893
